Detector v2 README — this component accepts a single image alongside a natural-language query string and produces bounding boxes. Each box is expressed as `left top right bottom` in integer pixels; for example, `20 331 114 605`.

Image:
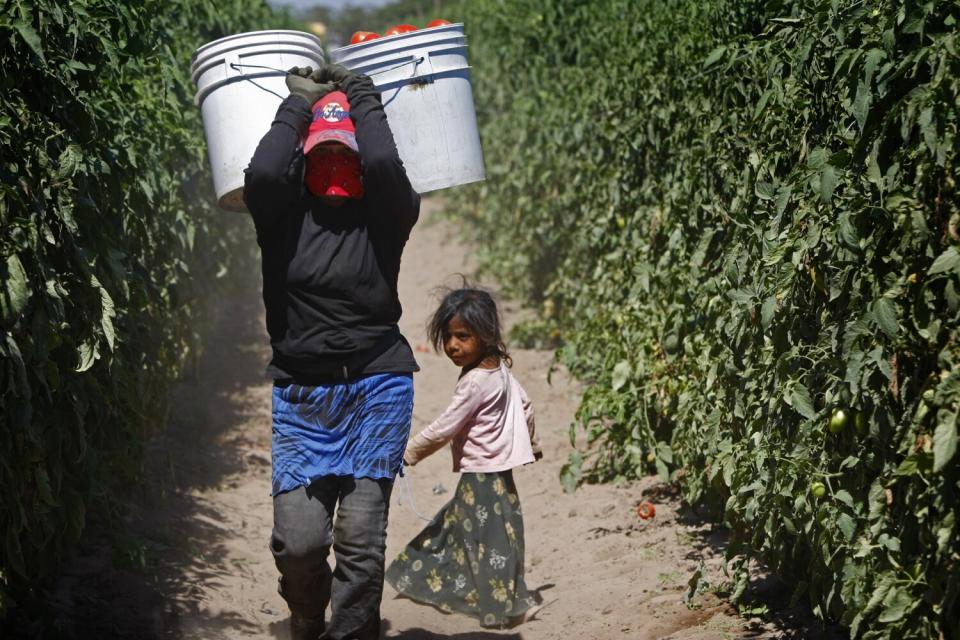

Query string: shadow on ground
4 287 272 640
675 506 847 640
381 619 523 640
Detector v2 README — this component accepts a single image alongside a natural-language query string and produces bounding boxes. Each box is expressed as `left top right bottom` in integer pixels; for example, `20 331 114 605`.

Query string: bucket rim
331 22 464 56
192 29 323 63
332 37 466 68
346 48 471 85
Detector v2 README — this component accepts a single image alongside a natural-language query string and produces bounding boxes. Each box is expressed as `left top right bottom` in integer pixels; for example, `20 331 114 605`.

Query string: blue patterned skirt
270 373 414 496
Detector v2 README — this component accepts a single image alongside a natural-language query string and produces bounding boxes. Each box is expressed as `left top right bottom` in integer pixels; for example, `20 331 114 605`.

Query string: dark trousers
271 476 393 640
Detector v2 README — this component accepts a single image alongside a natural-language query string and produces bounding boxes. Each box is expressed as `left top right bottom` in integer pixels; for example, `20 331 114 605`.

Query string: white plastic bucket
331 23 485 194
191 30 324 212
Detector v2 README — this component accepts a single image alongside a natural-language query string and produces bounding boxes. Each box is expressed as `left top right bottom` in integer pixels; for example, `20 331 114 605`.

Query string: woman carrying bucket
243 63 420 640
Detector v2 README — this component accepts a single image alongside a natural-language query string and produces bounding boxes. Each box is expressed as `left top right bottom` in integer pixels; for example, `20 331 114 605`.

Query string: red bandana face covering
304 152 364 200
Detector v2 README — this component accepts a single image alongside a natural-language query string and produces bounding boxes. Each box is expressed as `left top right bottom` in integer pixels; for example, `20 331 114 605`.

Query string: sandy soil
33 199 840 640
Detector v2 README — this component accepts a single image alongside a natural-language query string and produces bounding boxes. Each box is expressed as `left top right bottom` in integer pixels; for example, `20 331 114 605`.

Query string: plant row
451 0 959 636
0 0 288 617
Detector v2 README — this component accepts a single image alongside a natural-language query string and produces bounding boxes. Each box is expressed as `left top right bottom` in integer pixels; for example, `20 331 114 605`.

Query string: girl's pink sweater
404 362 541 472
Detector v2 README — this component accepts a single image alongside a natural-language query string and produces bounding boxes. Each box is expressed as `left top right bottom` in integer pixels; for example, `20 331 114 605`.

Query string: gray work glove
285 66 334 106
313 63 356 88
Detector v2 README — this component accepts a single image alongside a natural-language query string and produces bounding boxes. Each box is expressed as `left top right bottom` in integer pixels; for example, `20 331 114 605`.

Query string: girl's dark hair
427 285 512 367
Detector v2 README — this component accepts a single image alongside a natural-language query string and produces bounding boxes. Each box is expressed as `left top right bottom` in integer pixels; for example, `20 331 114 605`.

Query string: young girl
385 287 543 628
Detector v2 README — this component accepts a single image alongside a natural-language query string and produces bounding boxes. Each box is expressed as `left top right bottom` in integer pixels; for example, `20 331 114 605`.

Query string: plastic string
396 472 434 522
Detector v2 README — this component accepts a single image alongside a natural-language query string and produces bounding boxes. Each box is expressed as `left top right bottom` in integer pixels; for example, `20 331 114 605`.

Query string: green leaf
895 453 933 476
75 341 99 373
755 180 776 200
611 360 631 391
834 489 855 507
878 588 915 623
57 144 84 180
92 275 117 351
852 80 871 129
868 481 886 519
656 457 670 482
1 254 31 324
838 212 858 248
864 49 886 83
703 46 727 68
728 288 755 304
836 513 856 541
775 184 792 215
866 147 883 189
790 383 817 420
820 165 838 203
928 246 960 275
872 298 899 338
933 417 957 473
14 20 46 64
918 107 936 154
807 147 829 169
761 296 776 329
656 441 674 464
866 574 896 612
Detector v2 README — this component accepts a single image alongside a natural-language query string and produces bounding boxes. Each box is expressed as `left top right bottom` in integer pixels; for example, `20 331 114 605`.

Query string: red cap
303 91 358 155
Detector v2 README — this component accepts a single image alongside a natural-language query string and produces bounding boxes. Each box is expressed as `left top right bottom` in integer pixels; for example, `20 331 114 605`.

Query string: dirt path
43 200 822 639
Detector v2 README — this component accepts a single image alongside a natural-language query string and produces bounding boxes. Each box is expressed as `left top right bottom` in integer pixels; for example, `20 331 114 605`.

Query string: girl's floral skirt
385 470 540 628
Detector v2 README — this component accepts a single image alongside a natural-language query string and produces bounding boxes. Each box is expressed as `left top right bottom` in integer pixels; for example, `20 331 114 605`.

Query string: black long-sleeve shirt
243 74 420 381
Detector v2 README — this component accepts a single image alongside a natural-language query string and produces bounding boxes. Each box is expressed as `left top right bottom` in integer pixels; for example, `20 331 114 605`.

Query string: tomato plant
0 0 287 622
451 0 960 636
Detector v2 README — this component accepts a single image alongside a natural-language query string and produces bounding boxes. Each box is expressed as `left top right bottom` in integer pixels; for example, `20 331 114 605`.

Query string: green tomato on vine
854 412 867 435
811 481 827 499
829 409 847 434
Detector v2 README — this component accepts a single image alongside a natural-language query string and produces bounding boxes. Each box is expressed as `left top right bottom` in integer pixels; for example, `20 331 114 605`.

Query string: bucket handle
221 57 429 107
226 61 286 99
368 55 426 80
229 56 427 83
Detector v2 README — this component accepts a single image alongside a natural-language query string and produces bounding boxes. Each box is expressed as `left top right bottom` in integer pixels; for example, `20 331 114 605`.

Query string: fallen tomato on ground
636 502 656 520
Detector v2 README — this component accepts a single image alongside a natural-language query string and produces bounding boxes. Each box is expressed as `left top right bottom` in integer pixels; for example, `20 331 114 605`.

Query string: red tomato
350 31 381 44
636 502 656 520
426 19 451 28
384 24 417 36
